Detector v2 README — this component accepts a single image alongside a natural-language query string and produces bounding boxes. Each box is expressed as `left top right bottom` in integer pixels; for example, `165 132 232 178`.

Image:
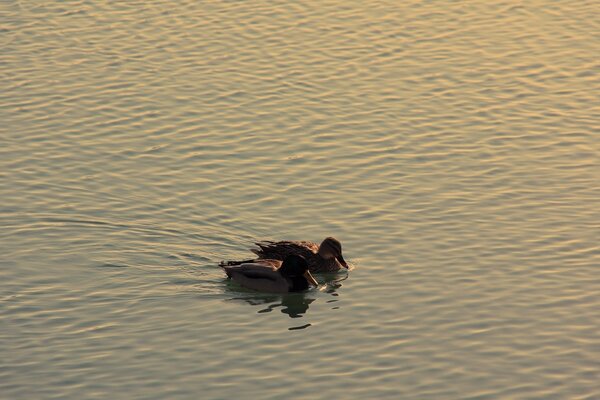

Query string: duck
220 254 319 293
223 237 349 273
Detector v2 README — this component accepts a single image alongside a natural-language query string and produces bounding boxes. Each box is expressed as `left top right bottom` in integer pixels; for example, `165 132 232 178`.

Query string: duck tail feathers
253 240 278 256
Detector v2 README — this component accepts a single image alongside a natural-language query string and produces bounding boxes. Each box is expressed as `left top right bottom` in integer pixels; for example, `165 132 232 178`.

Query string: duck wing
252 240 318 261
219 258 280 268
221 260 279 276
221 261 289 293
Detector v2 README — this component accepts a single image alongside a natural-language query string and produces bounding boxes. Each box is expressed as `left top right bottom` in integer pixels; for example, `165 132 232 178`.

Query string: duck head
317 237 348 268
279 254 319 289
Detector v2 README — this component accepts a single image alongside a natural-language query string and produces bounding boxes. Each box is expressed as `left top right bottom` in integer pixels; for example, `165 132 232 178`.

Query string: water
2 1 599 398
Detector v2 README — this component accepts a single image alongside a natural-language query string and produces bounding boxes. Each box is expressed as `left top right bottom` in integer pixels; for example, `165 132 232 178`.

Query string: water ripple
2 0 599 399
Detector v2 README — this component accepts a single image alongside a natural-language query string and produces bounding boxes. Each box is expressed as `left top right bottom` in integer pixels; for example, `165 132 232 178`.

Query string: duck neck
316 250 330 262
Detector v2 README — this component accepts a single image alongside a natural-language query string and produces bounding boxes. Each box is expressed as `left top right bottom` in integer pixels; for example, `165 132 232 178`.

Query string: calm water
2 1 599 398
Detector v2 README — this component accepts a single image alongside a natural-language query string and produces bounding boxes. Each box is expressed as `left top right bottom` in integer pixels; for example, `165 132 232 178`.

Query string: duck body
220 255 318 293
252 237 348 273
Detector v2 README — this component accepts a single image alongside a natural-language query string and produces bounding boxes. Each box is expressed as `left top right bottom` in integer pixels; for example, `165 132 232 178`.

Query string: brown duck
221 237 349 273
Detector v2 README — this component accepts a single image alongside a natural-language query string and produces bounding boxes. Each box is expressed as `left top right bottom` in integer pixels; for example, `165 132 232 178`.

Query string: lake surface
2 1 599 398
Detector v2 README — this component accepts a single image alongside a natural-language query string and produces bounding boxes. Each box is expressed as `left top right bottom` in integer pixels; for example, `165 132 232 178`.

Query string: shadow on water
224 273 349 330
227 292 315 318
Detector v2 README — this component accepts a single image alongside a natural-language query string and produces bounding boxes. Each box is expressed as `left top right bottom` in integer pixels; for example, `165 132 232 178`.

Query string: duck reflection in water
258 294 315 318
225 273 348 319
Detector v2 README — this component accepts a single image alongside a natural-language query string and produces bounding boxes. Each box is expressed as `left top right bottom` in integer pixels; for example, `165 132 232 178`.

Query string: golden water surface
2 1 599 399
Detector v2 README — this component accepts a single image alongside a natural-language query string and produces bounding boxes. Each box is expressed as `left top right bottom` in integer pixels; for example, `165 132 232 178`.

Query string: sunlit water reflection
2 0 599 399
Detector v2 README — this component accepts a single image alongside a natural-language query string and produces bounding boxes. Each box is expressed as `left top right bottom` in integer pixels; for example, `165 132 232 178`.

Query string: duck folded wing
221 261 276 276
219 258 281 269
252 240 318 259
221 262 291 293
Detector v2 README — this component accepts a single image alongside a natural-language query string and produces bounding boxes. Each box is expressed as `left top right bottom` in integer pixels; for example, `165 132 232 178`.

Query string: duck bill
303 270 319 287
337 255 349 269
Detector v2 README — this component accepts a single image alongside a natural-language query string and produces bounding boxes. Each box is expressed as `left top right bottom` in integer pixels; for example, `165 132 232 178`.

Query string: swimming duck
253 237 349 273
223 237 348 273
220 254 319 293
